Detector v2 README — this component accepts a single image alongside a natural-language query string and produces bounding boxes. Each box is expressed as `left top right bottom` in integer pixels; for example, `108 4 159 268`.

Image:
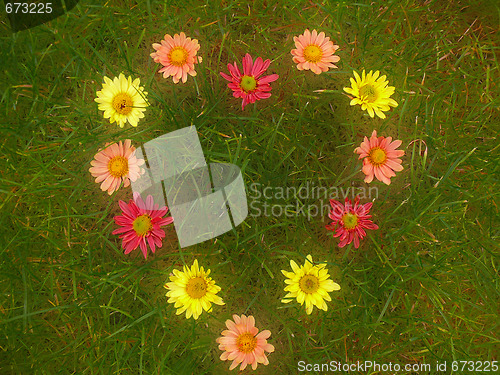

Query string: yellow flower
94 73 148 127
165 259 224 320
343 70 398 119
281 254 340 315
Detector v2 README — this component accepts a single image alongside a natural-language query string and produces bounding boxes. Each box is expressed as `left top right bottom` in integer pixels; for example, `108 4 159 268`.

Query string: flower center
236 332 257 353
169 47 189 66
132 215 152 236
107 156 129 178
112 93 133 115
299 274 320 294
185 277 207 299
303 45 323 63
240 75 257 92
369 147 387 166
359 84 378 102
342 213 359 230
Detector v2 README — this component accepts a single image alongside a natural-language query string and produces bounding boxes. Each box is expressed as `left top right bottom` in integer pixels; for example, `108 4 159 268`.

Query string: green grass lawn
1 0 499 373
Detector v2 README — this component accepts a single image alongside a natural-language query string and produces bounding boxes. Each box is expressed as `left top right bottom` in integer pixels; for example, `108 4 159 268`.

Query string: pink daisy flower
217 314 275 371
220 53 279 110
89 140 145 195
150 32 202 83
112 193 174 259
326 196 379 248
291 29 340 74
355 130 404 185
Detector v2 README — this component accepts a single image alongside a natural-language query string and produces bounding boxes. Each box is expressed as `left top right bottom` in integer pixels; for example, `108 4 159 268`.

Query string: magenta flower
220 53 279 110
112 193 174 259
326 196 379 248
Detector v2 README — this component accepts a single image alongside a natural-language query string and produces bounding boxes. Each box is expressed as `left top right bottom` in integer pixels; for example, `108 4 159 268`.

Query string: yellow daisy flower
165 259 224 320
343 70 398 119
94 73 148 127
281 254 340 315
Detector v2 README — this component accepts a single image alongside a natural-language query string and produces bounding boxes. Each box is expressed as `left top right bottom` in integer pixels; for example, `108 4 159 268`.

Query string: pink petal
242 54 253 76
252 57 264 77
147 235 156 253
258 74 279 84
220 71 232 81
139 238 148 259
227 62 241 78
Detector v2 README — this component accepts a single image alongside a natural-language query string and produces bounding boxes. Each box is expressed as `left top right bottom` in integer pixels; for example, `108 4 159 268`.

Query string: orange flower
355 130 404 185
291 29 340 74
150 32 202 83
89 140 145 195
217 314 275 371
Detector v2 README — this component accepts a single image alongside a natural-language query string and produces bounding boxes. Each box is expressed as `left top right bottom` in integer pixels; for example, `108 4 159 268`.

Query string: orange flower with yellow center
291 29 340 74
354 130 405 185
151 32 202 83
89 140 145 195
217 314 275 371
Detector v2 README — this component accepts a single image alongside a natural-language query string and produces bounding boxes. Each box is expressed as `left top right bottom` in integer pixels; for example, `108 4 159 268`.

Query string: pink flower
355 130 404 185
217 314 275 371
220 53 279 110
112 193 174 259
291 29 340 74
89 140 145 195
326 196 379 248
150 32 202 83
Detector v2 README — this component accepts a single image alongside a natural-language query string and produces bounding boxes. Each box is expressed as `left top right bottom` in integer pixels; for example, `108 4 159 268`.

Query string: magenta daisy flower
326 196 379 248
220 53 279 110
112 193 174 259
